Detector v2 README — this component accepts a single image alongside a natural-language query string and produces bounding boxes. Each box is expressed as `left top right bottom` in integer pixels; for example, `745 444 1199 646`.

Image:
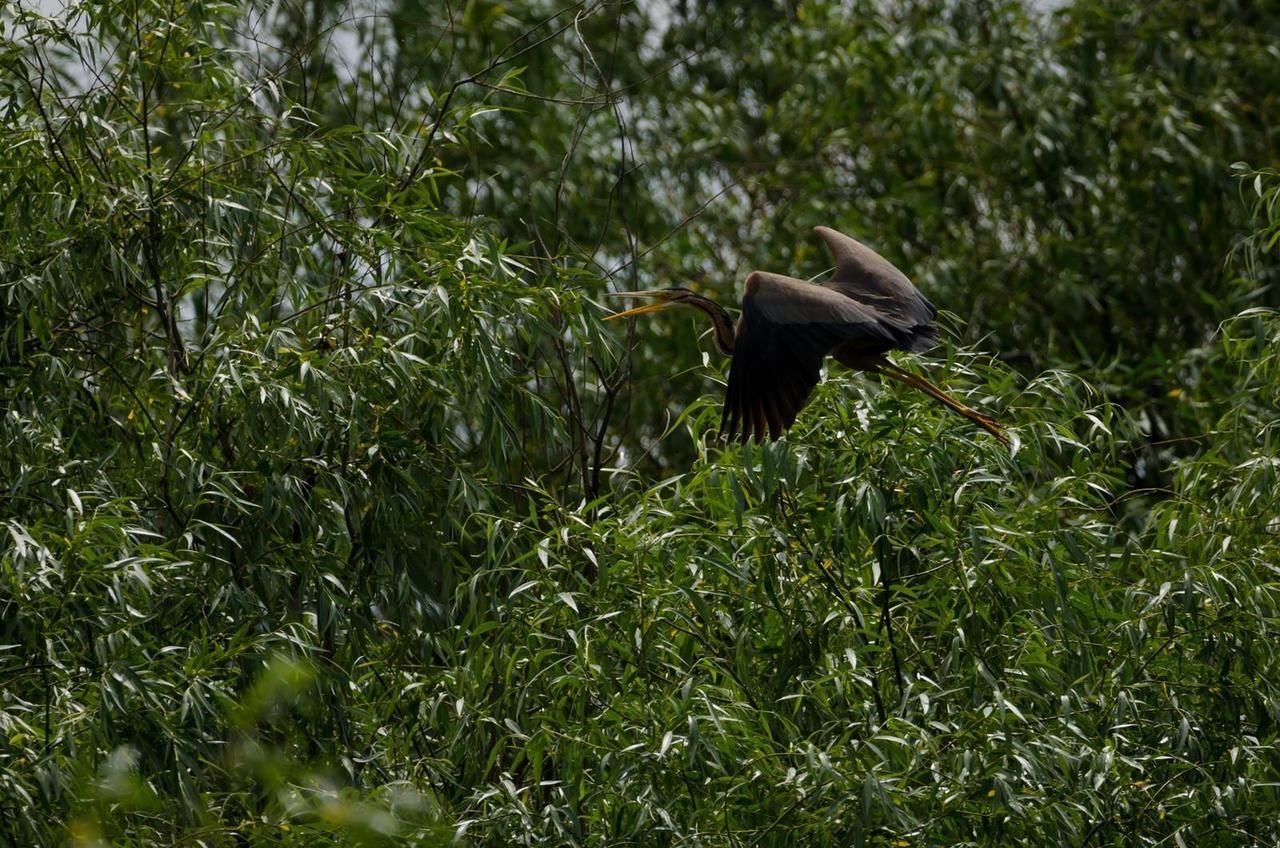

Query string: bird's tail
880 363 1010 446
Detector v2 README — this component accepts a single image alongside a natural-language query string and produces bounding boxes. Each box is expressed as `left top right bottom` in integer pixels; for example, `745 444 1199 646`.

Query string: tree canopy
3 0 1279 844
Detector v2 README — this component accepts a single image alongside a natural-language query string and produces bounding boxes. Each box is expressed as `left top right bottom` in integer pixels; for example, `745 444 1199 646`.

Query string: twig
398 1 601 192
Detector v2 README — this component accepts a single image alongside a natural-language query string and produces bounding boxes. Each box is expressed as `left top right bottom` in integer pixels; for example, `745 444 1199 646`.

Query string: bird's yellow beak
603 290 678 321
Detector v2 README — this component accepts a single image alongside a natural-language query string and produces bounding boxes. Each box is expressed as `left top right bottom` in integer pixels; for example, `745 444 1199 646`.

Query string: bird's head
603 286 701 320
603 286 736 354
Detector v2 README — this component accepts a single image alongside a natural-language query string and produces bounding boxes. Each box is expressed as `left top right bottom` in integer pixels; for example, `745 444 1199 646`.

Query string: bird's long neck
688 294 736 355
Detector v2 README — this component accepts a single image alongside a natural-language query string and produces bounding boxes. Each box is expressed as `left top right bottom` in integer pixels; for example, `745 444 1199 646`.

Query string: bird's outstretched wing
814 226 938 353
721 271 896 442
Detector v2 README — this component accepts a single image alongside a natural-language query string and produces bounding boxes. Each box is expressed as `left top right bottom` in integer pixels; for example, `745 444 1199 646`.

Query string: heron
604 226 1009 446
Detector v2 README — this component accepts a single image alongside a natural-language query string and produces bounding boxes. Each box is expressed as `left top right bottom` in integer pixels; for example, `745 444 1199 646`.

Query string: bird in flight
604 226 1008 446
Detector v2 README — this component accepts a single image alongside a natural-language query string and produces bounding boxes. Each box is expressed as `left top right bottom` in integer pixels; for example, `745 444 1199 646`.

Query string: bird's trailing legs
875 362 1010 446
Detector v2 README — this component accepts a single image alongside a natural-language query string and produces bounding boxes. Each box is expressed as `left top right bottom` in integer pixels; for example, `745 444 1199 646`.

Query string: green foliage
3 1 1280 846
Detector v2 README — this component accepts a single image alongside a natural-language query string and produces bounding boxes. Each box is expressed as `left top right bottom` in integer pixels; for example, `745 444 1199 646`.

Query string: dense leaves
2 1 1279 845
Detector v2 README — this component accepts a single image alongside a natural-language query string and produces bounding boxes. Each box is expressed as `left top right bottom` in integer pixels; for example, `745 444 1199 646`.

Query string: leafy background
2 0 1279 844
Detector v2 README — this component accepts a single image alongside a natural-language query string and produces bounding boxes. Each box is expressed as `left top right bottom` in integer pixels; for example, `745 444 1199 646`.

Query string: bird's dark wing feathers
814 226 938 353
720 230 944 443
721 272 896 443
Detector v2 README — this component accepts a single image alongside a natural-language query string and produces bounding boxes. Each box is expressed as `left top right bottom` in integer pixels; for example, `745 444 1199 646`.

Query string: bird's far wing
721 272 896 443
814 226 938 352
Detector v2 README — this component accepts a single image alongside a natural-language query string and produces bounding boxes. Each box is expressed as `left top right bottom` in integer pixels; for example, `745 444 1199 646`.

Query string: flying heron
604 226 1008 446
